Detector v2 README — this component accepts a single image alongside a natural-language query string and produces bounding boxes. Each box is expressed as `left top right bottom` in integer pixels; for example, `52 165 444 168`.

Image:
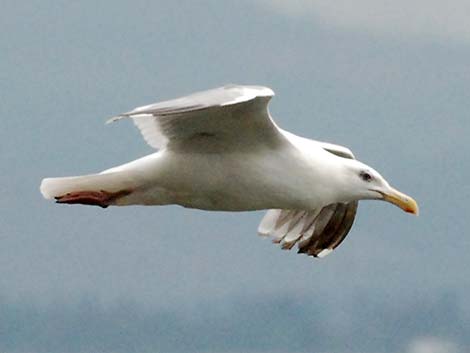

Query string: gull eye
360 171 373 182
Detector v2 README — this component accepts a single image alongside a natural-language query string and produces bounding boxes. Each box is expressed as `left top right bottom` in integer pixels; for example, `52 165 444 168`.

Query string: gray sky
1 1 469 352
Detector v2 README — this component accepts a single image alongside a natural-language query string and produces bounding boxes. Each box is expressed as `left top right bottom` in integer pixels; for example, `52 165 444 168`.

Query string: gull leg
55 189 132 208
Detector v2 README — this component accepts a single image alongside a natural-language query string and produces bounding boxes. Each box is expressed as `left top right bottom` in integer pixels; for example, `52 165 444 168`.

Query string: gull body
99 133 348 211
40 85 418 258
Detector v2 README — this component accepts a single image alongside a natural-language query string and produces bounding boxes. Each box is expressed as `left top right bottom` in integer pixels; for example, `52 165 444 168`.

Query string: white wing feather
258 202 358 258
108 85 278 150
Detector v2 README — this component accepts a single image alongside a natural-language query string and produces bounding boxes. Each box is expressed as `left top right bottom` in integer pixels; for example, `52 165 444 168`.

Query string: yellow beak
381 187 419 215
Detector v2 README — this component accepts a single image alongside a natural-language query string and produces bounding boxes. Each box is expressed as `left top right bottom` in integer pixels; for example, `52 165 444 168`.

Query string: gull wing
257 143 358 258
258 202 358 258
108 84 284 151
318 141 355 159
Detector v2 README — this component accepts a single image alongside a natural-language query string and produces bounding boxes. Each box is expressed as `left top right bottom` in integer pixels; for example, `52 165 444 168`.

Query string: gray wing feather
108 85 278 150
120 84 273 116
258 202 358 258
301 201 358 257
318 141 355 159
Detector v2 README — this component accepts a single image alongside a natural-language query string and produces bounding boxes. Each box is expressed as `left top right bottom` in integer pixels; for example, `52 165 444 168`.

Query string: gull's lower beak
380 187 419 215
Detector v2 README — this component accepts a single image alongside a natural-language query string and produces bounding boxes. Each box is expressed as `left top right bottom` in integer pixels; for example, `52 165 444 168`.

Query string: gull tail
40 172 135 207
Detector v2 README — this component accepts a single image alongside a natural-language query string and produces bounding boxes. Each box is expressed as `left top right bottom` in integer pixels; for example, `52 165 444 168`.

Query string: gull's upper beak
379 187 419 215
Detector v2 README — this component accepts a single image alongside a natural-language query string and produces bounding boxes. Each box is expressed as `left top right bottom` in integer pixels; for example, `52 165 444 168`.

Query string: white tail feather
40 172 133 200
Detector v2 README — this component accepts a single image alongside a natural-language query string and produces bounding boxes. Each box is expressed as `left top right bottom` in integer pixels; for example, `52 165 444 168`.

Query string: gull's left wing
318 141 355 159
108 84 286 152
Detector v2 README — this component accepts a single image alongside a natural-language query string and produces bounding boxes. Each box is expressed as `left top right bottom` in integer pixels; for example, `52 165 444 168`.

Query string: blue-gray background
1 1 469 352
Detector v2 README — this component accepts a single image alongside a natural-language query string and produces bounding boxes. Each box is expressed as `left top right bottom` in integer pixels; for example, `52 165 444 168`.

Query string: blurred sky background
1 1 469 352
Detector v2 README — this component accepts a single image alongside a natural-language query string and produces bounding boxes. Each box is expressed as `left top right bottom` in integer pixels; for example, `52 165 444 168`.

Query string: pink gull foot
55 189 131 208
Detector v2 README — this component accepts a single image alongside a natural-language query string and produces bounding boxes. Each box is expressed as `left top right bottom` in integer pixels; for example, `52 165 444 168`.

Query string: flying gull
40 85 418 258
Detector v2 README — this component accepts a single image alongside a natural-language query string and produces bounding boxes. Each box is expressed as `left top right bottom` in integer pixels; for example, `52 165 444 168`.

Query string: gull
40 84 418 258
